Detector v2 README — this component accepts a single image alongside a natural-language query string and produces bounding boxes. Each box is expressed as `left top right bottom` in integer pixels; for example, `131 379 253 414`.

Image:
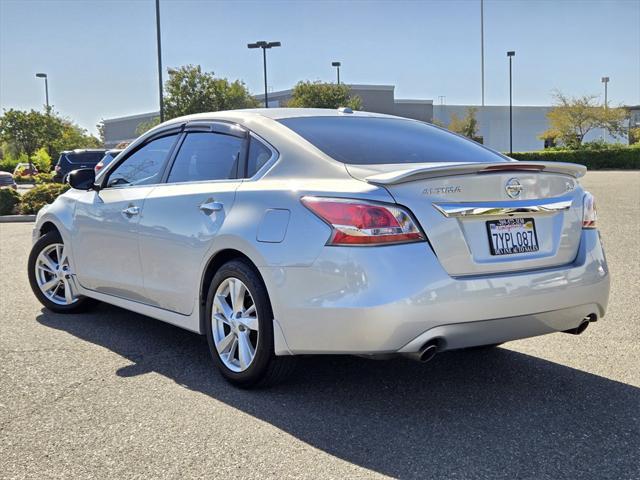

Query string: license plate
486 218 539 255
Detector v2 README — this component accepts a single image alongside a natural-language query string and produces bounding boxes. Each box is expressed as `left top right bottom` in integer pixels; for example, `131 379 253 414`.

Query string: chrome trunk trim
433 196 573 218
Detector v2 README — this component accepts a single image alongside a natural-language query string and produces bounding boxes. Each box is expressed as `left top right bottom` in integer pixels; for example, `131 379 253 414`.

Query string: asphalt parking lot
1 171 638 479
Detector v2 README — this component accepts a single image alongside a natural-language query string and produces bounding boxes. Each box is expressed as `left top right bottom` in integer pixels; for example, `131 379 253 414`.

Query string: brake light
95 161 103 172
301 196 425 245
582 192 597 229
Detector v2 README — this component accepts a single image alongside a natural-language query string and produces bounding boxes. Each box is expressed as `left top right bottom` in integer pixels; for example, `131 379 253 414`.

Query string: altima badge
505 178 523 198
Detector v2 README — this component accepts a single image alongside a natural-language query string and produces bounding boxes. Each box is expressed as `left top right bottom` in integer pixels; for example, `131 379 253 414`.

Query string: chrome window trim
99 126 184 189
433 196 574 218
162 126 246 184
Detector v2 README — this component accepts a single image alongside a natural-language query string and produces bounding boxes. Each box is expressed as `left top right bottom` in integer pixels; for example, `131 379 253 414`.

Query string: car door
137 122 247 314
72 131 181 302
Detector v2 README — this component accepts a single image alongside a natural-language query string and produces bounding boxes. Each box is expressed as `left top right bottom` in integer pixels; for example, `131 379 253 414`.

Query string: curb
0 215 36 223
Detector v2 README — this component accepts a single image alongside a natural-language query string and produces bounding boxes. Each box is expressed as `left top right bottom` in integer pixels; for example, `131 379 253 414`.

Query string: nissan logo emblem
505 178 523 198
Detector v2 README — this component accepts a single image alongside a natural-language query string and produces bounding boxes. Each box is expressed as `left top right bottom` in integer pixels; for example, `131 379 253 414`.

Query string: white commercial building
102 84 630 152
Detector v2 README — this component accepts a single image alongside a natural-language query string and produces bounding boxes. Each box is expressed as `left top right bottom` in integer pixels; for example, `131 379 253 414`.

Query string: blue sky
1 0 638 134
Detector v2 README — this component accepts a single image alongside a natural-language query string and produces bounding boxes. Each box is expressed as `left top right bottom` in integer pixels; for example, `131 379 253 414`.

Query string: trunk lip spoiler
363 161 587 185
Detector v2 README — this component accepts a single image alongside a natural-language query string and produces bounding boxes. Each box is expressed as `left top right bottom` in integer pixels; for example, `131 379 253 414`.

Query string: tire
205 259 296 388
28 230 95 313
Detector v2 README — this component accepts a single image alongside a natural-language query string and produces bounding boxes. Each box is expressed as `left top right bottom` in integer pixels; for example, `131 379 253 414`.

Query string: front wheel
28 230 94 313
205 259 296 388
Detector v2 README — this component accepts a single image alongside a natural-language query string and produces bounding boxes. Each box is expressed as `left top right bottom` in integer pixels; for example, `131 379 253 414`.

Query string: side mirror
68 168 97 190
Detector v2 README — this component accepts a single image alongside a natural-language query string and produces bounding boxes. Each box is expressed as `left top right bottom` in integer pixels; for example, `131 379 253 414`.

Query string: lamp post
332 61 341 84
35 73 49 111
601 76 609 108
507 51 515 154
155 0 164 122
601 76 610 142
480 0 485 106
247 41 281 108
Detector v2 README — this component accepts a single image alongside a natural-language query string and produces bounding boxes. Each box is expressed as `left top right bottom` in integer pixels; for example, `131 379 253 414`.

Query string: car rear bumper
263 229 609 355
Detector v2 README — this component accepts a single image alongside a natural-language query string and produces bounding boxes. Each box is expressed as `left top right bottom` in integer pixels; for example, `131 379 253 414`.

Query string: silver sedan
27 108 610 387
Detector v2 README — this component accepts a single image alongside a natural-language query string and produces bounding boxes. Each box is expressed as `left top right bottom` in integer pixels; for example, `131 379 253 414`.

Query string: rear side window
167 132 242 183
107 134 178 187
246 137 273 177
278 116 507 165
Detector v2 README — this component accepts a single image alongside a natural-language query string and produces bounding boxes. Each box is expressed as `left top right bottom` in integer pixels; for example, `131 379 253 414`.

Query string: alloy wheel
212 277 259 372
34 243 77 306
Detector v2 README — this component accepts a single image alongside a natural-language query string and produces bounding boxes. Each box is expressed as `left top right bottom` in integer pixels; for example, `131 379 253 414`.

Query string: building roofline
254 83 396 100
102 111 160 123
395 99 433 105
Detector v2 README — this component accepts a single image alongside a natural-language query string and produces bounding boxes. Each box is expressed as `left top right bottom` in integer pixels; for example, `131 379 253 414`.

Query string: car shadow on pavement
37 303 639 479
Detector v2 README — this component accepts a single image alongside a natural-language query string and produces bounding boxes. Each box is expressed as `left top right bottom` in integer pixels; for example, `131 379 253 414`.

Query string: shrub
31 147 52 173
20 183 70 214
35 172 55 184
0 187 21 215
15 175 35 184
509 145 640 170
0 152 28 173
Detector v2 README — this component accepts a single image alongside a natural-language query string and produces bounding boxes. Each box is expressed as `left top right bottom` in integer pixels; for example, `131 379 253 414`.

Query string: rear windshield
63 151 105 164
278 116 507 165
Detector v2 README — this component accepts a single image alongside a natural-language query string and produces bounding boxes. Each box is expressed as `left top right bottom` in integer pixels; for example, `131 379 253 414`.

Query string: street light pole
480 0 485 106
601 76 609 109
155 0 164 123
248 41 281 108
507 51 515 154
332 62 341 84
35 73 49 111
601 76 610 142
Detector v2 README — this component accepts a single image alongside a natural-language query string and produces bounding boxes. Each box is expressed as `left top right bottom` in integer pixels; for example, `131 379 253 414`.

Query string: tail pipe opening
403 339 440 363
563 314 597 335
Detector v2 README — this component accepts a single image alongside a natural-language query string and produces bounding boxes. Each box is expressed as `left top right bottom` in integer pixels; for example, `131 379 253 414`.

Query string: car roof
61 149 107 154
161 107 402 127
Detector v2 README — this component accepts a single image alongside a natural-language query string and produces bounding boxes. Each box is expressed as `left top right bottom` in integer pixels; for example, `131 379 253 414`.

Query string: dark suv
53 149 106 183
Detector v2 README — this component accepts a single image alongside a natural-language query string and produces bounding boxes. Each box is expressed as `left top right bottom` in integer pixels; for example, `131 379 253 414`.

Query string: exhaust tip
419 344 438 363
563 319 591 335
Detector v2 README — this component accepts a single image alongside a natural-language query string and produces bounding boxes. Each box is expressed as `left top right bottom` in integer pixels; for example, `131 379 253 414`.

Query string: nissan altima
28 108 610 387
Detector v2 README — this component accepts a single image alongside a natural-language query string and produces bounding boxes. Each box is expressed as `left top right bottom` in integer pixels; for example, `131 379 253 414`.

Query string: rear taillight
301 196 425 245
582 192 597 229
95 161 103 172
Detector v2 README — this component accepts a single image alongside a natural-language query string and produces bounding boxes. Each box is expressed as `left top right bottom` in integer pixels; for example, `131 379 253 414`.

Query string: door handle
121 206 140 217
199 200 223 215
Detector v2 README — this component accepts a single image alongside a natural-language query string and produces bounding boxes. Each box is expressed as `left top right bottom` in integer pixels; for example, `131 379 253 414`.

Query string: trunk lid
347 161 586 276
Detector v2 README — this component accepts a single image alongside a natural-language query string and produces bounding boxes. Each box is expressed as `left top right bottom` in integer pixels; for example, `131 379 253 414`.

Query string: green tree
136 117 161 136
96 120 105 144
52 121 102 154
540 91 628 148
0 109 100 165
0 110 57 163
287 81 362 110
448 107 480 140
163 65 257 119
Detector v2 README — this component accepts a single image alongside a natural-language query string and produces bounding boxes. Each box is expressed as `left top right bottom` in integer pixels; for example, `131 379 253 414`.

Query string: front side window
167 132 243 183
246 137 273 177
278 116 507 165
107 134 178 187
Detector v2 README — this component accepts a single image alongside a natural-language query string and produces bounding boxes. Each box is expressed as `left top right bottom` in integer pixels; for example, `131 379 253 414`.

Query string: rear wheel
28 231 94 313
205 259 296 388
